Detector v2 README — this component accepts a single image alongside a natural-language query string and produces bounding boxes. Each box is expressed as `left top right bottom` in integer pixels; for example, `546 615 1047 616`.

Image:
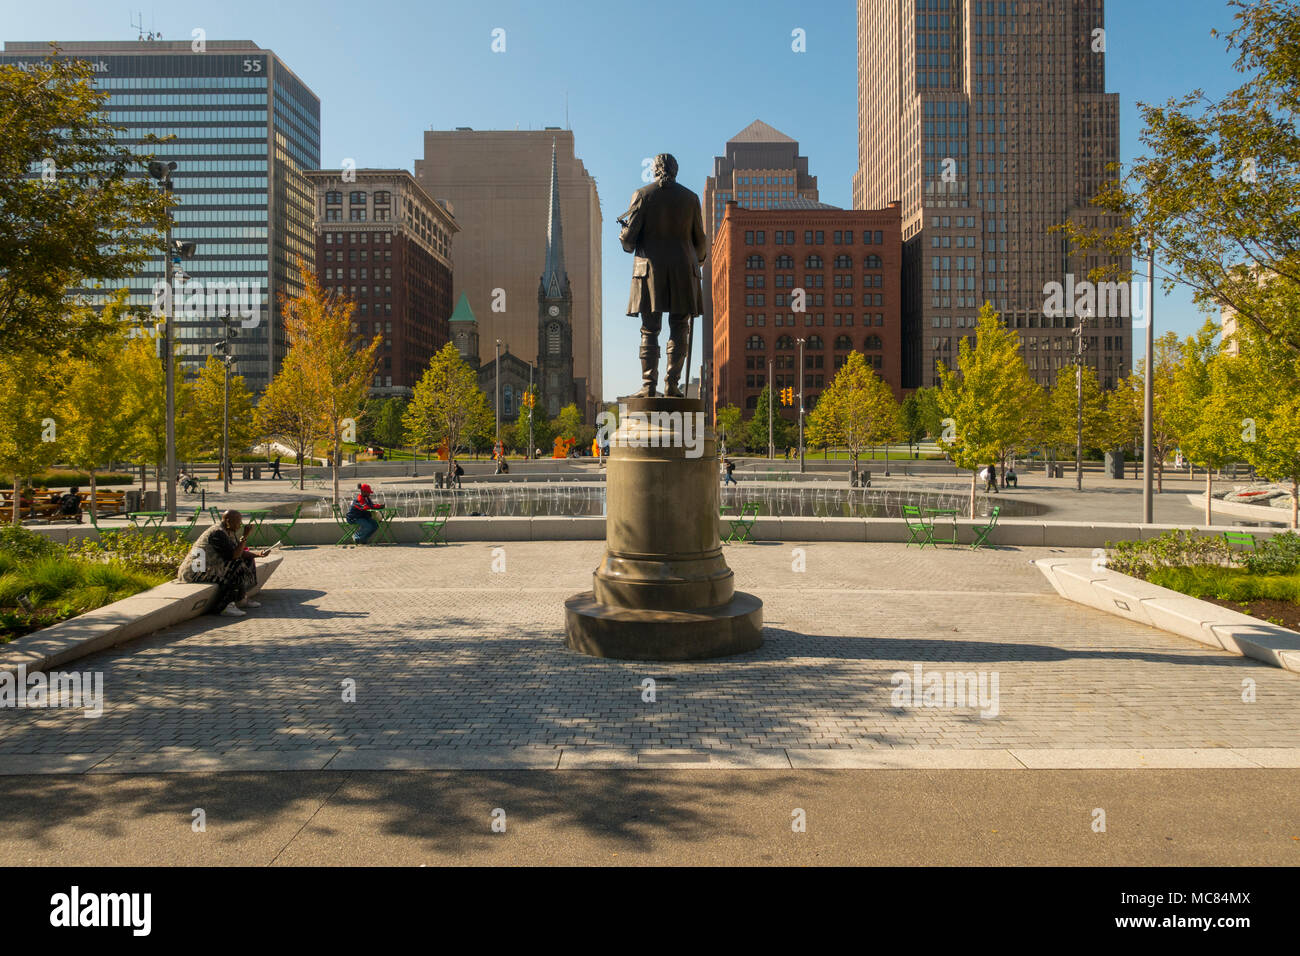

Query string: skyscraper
414 129 601 420
853 0 1130 390
1 40 320 393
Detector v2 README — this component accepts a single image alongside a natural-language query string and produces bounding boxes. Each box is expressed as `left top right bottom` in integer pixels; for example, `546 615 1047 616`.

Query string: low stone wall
27 516 1293 549
0 556 282 677
1034 557 1300 673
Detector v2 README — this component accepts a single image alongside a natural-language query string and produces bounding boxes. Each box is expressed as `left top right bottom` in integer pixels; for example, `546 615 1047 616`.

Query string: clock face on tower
548 305 559 317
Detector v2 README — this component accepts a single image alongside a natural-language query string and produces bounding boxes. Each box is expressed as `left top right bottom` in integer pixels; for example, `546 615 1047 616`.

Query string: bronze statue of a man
619 153 709 398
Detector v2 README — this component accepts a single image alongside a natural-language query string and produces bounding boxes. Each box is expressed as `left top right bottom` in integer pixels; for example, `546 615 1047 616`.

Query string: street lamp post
217 311 237 494
1073 310 1092 494
148 161 179 521
495 339 501 465
527 364 534 460
1142 238 1155 524
796 338 805 474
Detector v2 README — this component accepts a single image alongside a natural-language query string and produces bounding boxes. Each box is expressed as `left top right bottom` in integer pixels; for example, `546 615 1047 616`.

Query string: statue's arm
619 192 644 253
692 200 709 264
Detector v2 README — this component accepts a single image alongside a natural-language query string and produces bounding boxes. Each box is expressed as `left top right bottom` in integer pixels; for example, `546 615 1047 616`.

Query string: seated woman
177 509 270 617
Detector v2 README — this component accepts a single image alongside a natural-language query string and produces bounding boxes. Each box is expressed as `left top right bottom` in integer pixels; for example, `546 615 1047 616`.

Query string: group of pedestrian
979 463 1018 492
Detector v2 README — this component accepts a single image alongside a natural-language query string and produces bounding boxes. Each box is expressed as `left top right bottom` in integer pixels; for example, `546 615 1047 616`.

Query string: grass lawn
0 552 168 642
1146 566 1300 631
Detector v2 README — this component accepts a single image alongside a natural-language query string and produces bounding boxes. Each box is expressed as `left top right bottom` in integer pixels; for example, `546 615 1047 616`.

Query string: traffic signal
780 387 794 406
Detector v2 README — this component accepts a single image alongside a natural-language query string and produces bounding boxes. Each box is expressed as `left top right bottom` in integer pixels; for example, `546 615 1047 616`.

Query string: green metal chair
421 502 452 545
902 505 934 549
1223 530 1257 552
331 503 358 545
260 502 303 548
971 506 1001 550
179 507 202 534
726 502 760 543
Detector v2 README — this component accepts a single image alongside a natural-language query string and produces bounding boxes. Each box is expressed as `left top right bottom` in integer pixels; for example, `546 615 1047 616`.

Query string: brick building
712 202 904 419
306 169 457 396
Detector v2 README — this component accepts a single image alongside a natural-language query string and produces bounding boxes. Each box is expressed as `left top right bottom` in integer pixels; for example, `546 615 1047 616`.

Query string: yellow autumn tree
806 351 901 482
280 259 380 503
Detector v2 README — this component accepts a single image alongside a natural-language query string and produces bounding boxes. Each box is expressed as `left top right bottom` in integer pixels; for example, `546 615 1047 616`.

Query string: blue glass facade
0 41 320 391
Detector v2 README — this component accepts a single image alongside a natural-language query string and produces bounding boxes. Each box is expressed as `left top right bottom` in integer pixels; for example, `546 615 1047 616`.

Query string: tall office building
852 0 1130 390
305 169 458 397
1 39 320 392
414 129 602 420
701 121 819 413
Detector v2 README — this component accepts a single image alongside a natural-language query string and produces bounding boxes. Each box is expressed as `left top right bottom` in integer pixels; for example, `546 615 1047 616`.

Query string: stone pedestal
565 397 763 660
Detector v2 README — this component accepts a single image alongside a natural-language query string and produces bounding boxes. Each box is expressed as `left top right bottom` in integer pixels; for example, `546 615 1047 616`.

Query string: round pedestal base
564 590 763 661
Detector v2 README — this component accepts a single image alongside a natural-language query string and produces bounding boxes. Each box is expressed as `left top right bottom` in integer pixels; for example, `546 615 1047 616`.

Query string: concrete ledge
1185 493 1294 524
0 555 283 677
1034 558 1300 673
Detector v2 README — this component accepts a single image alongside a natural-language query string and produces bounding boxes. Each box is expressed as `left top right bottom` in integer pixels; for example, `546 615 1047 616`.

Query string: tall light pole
217 311 237 493
1142 237 1155 524
1073 308 1092 494
527 364 534 460
494 339 501 463
796 338 806 474
149 161 179 520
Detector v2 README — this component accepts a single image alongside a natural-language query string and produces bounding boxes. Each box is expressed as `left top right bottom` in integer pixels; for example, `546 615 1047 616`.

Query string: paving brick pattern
1 543 1297 759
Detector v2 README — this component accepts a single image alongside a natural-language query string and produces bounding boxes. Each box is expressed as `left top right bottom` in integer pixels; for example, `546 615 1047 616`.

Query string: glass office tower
0 40 320 391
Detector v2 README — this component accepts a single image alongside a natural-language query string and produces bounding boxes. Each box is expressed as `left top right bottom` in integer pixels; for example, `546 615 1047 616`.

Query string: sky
1 0 1247 399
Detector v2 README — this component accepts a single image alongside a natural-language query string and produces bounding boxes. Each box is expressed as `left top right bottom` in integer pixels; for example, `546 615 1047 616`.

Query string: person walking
453 461 464 489
177 509 268 616
723 458 737 486
345 483 384 545
270 455 282 479
984 463 999 494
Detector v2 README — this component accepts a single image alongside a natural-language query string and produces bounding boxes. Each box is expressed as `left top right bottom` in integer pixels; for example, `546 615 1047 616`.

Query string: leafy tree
553 404 584 443
1116 331 1185 493
935 303 1042 515
182 354 256 460
58 306 132 513
806 352 901 479
280 260 380 502
1045 363 1110 483
256 353 321 489
744 384 794 455
405 342 492 483
715 404 743 455
0 50 172 355
1209 317 1300 527
119 331 192 493
375 398 407 449
1165 321 1236 523
0 351 65 523
899 391 927 457
513 406 553 459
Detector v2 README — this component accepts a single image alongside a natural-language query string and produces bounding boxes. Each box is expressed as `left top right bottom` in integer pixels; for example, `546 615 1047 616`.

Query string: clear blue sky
2 0 1244 398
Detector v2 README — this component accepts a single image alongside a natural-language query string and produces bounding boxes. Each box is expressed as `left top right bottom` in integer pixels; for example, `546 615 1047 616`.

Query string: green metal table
924 508 960 548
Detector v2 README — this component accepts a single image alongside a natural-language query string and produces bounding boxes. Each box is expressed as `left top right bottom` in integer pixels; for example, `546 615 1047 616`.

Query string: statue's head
653 153 678 183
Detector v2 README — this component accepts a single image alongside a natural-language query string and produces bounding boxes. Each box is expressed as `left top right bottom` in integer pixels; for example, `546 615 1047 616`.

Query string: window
776 335 795 350
865 335 883 351
745 255 765 269
325 191 342 204
745 335 765 350
374 191 391 205
834 335 852 350
349 208 367 221
864 255 882 269
805 255 823 269
349 191 366 205
808 335 824 350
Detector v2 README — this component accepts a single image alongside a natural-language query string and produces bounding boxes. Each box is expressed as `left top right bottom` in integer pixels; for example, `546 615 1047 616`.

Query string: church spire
540 139 568 299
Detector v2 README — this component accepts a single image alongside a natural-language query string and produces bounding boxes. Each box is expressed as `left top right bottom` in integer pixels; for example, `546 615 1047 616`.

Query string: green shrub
1147 566 1300 604
1105 529 1233 577
0 525 59 561
69 529 191 576
1244 532 1300 576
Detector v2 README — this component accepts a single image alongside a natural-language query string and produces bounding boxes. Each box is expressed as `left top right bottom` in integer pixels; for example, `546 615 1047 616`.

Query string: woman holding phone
177 509 271 616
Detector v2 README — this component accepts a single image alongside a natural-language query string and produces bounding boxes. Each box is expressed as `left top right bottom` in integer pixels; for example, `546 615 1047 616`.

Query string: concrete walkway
2 542 1295 764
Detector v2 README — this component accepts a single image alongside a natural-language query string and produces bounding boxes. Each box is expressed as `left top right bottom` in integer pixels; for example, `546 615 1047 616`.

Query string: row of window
324 267 394 279
325 191 392 205
744 335 885 351
334 285 393 298
325 208 392 221
323 249 394 263
102 110 268 122
172 209 268 222
744 255 885 270
323 232 394 245
745 230 888 246
743 313 888 328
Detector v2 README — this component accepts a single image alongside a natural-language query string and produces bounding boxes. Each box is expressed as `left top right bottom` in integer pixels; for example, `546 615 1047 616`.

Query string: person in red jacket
345 483 383 544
